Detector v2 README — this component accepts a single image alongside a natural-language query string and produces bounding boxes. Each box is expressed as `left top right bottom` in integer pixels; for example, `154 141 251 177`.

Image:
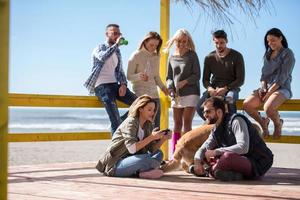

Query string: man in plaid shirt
84 24 136 135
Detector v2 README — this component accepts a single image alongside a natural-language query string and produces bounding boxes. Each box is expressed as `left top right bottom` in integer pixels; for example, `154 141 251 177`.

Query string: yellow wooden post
0 0 9 199
159 0 170 160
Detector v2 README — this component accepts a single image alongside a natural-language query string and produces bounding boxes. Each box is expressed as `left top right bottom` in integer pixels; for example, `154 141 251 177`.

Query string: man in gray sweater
196 30 245 120
192 97 273 181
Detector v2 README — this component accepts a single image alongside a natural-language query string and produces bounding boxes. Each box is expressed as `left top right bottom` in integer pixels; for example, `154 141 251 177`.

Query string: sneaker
139 169 164 179
188 165 208 177
214 169 243 181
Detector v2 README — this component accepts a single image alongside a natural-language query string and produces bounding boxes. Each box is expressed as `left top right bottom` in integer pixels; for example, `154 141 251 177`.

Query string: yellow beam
236 99 300 111
9 93 129 108
160 0 170 160
264 136 300 144
8 132 111 142
0 0 9 199
7 132 300 144
9 93 300 111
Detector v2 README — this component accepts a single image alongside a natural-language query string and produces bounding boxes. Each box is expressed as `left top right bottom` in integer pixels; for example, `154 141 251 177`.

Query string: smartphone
161 128 170 135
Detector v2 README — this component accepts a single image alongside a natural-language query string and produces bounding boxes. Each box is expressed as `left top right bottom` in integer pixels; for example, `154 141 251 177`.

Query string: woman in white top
127 31 168 129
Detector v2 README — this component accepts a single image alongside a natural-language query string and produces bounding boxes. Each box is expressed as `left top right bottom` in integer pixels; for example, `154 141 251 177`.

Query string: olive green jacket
96 116 157 176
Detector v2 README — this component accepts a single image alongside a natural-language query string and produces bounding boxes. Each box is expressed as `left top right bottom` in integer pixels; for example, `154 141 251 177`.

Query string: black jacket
213 113 273 177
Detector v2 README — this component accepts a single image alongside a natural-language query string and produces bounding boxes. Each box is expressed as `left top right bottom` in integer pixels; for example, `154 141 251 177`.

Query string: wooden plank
8 162 300 200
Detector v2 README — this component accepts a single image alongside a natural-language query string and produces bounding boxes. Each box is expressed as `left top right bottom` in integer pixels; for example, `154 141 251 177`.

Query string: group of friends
84 24 295 181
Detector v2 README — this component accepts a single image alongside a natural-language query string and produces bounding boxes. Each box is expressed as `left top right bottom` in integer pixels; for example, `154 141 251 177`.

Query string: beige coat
96 116 157 176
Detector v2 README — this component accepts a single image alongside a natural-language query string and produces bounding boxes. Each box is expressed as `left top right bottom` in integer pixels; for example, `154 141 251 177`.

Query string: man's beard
217 48 225 54
207 117 218 124
108 39 116 45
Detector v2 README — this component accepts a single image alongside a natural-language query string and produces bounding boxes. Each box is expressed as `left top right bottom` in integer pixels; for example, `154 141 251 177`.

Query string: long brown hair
138 31 162 55
128 95 158 120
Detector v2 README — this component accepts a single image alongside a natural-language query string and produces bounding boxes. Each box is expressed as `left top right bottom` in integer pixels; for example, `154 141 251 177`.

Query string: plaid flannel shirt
84 42 127 94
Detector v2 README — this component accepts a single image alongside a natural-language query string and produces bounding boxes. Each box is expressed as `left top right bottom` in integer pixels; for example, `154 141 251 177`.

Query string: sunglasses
110 31 121 36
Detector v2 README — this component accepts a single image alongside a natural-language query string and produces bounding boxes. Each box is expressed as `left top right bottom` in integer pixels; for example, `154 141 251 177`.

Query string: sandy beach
8 140 300 169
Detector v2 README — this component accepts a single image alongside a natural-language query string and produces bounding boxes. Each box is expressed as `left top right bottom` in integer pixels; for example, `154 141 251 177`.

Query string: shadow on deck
8 162 300 200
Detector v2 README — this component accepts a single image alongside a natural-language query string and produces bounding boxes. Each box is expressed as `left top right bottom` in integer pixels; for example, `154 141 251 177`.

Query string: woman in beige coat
96 95 171 178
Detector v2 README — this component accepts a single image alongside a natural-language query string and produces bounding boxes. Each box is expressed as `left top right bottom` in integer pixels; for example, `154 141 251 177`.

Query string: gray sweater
194 116 249 161
203 49 244 90
166 50 201 96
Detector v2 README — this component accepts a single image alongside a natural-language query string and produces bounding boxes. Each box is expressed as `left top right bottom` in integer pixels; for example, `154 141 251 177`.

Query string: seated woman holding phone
95 95 172 179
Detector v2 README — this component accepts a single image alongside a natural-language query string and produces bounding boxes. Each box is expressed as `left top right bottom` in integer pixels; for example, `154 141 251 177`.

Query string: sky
9 0 300 98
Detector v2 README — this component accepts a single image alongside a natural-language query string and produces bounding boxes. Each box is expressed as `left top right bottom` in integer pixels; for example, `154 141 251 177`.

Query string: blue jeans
196 89 239 120
114 150 163 177
94 83 137 135
153 98 161 129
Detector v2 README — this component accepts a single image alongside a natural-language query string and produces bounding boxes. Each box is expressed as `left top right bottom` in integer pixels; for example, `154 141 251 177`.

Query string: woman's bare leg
243 93 270 137
263 91 287 139
182 107 196 134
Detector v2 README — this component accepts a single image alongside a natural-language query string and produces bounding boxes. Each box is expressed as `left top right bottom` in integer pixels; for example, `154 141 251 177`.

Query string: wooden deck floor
8 162 300 200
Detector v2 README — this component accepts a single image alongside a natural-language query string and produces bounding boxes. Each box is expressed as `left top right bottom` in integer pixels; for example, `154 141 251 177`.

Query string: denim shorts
278 88 291 99
252 88 291 99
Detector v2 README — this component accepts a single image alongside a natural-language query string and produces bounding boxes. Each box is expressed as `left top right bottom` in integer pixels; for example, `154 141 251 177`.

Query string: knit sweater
203 49 244 90
127 48 166 98
166 50 201 96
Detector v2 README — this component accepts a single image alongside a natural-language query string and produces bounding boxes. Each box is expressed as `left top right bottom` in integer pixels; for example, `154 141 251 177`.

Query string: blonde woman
127 31 168 129
164 29 201 154
95 95 171 179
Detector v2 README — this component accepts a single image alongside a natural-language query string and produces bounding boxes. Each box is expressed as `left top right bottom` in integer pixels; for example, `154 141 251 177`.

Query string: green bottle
119 38 128 45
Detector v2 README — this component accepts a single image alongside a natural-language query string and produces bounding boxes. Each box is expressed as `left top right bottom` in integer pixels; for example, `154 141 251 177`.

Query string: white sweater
127 48 166 98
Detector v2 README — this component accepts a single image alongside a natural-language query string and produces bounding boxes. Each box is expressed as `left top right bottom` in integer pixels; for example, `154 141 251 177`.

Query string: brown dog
161 122 262 173
161 124 214 173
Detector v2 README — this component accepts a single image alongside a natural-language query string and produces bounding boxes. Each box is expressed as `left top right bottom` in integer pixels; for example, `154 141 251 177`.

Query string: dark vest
213 113 273 177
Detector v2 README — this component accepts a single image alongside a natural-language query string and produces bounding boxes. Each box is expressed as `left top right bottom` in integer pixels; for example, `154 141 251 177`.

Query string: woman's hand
258 88 267 100
161 129 172 140
151 128 164 140
139 72 149 81
151 129 171 140
177 80 188 89
162 87 169 96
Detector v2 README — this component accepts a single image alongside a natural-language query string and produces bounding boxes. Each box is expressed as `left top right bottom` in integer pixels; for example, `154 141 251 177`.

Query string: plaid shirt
84 42 127 94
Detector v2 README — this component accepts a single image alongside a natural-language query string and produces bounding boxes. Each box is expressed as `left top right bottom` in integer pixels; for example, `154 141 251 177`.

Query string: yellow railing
8 93 300 144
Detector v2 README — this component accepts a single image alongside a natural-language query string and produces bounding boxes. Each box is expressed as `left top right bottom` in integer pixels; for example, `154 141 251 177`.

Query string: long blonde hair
163 29 196 53
128 95 158 120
